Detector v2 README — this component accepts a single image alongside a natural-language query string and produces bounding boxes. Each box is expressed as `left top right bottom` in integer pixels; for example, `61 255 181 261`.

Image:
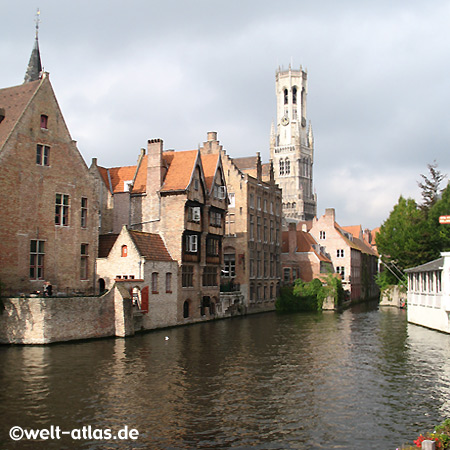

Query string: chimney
325 208 335 224
288 222 297 254
207 131 217 141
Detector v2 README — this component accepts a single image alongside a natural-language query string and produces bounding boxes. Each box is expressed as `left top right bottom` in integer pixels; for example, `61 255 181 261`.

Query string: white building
406 252 450 334
270 65 317 222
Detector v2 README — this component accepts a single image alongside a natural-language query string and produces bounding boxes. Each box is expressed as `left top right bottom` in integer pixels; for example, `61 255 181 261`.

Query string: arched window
292 202 296 209
292 86 297 104
284 88 288 105
183 300 190 318
279 159 285 176
285 158 290 175
121 245 128 257
286 202 291 209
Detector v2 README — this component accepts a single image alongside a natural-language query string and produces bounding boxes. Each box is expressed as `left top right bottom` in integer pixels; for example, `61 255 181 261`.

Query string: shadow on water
1 303 449 449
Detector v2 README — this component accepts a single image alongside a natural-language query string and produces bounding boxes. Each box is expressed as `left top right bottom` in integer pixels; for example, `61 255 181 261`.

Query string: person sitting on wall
43 281 53 297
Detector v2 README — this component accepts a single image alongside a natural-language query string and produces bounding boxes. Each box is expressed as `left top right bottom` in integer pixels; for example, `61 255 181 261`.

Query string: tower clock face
281 115 290 126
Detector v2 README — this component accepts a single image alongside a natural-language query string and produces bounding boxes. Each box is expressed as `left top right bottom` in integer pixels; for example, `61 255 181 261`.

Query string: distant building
0 35 98 295
270 65 317 222
281 222 332 284
309 209 379 300
200 132 283 309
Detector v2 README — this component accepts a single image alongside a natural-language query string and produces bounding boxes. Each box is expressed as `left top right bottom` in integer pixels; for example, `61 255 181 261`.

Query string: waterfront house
281 222 332 283
199 132 283 310
309 208 379 300
0 36 98 296
97 226 178 330
406 252 450 333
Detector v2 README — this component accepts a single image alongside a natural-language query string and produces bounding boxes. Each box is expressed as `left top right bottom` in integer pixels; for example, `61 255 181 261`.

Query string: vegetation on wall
275 273 345 312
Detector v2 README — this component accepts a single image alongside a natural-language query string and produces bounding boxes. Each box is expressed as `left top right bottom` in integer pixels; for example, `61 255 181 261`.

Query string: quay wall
0 288 134 344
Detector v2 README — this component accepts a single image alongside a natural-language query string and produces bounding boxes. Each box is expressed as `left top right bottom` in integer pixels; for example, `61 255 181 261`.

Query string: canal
1 302 450 450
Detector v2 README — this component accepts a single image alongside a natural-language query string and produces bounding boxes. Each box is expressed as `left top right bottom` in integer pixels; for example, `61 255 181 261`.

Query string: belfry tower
270 65 317 222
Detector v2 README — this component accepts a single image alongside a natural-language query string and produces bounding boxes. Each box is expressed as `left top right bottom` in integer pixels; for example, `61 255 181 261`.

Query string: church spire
24 9 42 83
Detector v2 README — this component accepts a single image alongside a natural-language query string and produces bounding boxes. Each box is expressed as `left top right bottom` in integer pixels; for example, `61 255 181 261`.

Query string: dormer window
40 114 48 129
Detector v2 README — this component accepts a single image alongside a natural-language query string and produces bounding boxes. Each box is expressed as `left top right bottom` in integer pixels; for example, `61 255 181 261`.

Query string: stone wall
0 289 134 344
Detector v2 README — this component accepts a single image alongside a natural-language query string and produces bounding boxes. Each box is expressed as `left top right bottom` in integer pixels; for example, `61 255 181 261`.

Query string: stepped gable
0 80 41 149
128 230 174 261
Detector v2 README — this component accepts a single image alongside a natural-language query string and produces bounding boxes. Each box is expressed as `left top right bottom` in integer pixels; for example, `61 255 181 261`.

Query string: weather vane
35 8 41 39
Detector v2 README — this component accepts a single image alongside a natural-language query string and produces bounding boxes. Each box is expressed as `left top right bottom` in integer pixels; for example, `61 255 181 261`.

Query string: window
270 220 274 242
336 266 345 280
207 237 220 256
185 234 198 253
319 231 326 240
283 268 291 282
285 158 290 175
228 192 235 208
36 144 50 166
202 266 218 286
249 193 254 209
55 194 70 226
121 245 128 257
183 300 190 318
257 196 261 210
337 249 344 258
80 244 88 280
30 240 45 279
188 206 201 223
210 211 222 227
194 179 199 191
152 272 158 293
223 253 236 277
81 197 88 228
40 114 48 129
270 201 274 214
257 217 262 241
225 213 235 236
249 215 254 240
166 273 172 293
264 219 268 243
284 88 288 105
264 199 267 212
214 184 226 199
182 266 194 287
279 159 285 176
293 87 297 104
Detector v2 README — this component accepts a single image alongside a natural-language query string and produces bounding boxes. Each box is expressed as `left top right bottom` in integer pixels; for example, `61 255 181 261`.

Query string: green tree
427 182 450 254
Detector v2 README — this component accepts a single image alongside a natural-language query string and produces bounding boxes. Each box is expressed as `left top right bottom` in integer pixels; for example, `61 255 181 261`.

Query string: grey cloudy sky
2 0 450 229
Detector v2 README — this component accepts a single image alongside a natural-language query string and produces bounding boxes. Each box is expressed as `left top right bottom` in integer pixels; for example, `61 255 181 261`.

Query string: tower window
285 158 290 175
284 89 288 105
279 159 285 176
293 87 297 105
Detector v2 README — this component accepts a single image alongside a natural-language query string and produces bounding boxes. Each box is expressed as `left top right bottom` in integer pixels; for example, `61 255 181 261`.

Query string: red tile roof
281 230 331 263
0 80 41 149
201 153 220 191
161 149 198 192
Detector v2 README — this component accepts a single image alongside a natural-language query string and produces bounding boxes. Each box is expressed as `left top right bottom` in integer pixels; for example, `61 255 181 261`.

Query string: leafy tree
427 182 450 253
418 161 446 213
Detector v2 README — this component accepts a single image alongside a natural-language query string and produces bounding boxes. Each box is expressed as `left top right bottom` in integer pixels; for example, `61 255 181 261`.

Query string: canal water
1 303 450 450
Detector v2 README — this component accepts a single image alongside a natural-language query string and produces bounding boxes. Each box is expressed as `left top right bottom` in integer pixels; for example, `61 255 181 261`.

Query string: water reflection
1 305 450 449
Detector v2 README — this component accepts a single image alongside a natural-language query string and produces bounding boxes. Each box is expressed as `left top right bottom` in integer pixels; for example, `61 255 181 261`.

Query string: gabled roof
0 80 41 150
98 234 119 258
161 149 199 192
201 153 221 192
342 225 362 240
282 230 332 263
233 156 257 170
128 230 174 261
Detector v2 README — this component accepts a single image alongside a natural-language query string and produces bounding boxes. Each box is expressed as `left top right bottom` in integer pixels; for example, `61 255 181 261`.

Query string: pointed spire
24 9 42 83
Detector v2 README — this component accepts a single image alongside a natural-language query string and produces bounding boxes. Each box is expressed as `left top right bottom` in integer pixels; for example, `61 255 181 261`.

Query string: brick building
200 132 283 309
309 209 379 300
0 39 98 296
97 226 178 330
281 222 332 284
92 138 228 322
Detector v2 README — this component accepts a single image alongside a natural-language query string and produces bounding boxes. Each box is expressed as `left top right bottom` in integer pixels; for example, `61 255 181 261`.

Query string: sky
2 1 450 230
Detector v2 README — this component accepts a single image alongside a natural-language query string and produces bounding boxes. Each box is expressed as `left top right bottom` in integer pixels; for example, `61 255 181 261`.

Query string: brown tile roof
201 153 220 191
0 80 41 149
233 156 257 170
98 234 119 258
129 230 174 261
342 225 363 240
161 149 198 192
